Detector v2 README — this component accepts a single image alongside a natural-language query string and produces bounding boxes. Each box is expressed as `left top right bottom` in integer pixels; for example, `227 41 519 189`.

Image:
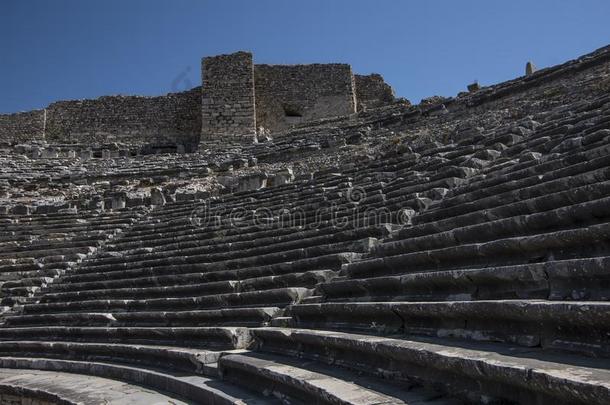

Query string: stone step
0 357 277 404
41 270 336 302
23 287 312 315
80 227 384 273
130 189 389 235
238 270 337 292
426 148 610 218
219 351 460 405
384 177 466 201
120 195 389 243
300 295 324 304
104 222 324 259
378 196 610 258
114 210 325 247
0 245 96 260
0 262 44 274
0 341 237 376
148 181 326 212
0 224 133 239
2 276 53 288
126 193 344 235
0 366 190 404
416 164 610 226
57 252 359 286
0 234 113 254
0 259 69 271
41 279 239 302
446 139 610 202
95 225 390 266
398 180 610 241
319 256 610 302
289 300 610 357
129 217 325 247
5 307 283 328
250 327 610 405
269 317 293 327
0 211 137 224
0 286 40 297
0 212 123 222
108 221 302 251
345 222 610 278
73 238 374 276
0 326 251 349
0 218 135 233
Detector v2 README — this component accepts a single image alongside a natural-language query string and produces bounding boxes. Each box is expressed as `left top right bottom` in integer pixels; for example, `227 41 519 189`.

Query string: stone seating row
0 209 145 307
2 91 610 403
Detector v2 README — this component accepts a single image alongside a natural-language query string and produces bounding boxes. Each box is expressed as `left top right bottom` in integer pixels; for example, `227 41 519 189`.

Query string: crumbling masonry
0 51 395 149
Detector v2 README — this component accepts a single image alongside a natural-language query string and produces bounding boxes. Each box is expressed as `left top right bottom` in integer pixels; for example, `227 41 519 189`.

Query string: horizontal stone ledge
219 351 427 404
58 252 360 286
0 366 189 404
24 287 312 314
0 340 247 376
344 222 610 278
0 326 252 349
399 179 610 240
250 327 610 405
0 357 267 404
5 307 283 328
289 300 610 356
323 256 610 302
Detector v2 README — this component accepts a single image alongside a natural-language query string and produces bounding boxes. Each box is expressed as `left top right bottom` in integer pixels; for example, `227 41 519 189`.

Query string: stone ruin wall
200 51 256 141
0 87 202 149
355 73 395 111
45 87 202 149
254 64 357 133
0 109 46 144
0 51 397 146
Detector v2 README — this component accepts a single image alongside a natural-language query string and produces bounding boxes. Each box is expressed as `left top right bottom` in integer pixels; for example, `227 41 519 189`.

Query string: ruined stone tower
200 51 381 141
201 52 257 141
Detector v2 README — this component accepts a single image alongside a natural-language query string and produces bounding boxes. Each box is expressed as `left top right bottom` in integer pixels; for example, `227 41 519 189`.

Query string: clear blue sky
1 0 609 113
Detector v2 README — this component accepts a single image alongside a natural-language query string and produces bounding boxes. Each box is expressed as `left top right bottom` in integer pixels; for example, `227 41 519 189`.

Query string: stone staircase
0 71 609 404
252 94 610 404
0 208 145 312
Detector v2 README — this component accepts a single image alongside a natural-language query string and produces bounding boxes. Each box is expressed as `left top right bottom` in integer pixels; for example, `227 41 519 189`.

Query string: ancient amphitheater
0 45 609 404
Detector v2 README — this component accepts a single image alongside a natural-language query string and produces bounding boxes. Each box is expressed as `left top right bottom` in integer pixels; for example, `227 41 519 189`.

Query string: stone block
111 193 126 210
150 187 166 206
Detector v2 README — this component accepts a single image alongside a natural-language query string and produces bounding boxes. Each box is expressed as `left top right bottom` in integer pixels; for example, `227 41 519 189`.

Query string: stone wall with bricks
355 73 395 111
200 51 256 141
45 87 202 149
0 51 396 146
0 88 201 149
254 63 357 132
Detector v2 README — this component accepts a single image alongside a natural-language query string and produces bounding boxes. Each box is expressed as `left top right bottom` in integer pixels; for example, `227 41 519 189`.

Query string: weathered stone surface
0 44 609 404
0 50 396 147
0 367 188 404
219 352 447 404
149 187 166 206
0 357 274 404
251 327 610 405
